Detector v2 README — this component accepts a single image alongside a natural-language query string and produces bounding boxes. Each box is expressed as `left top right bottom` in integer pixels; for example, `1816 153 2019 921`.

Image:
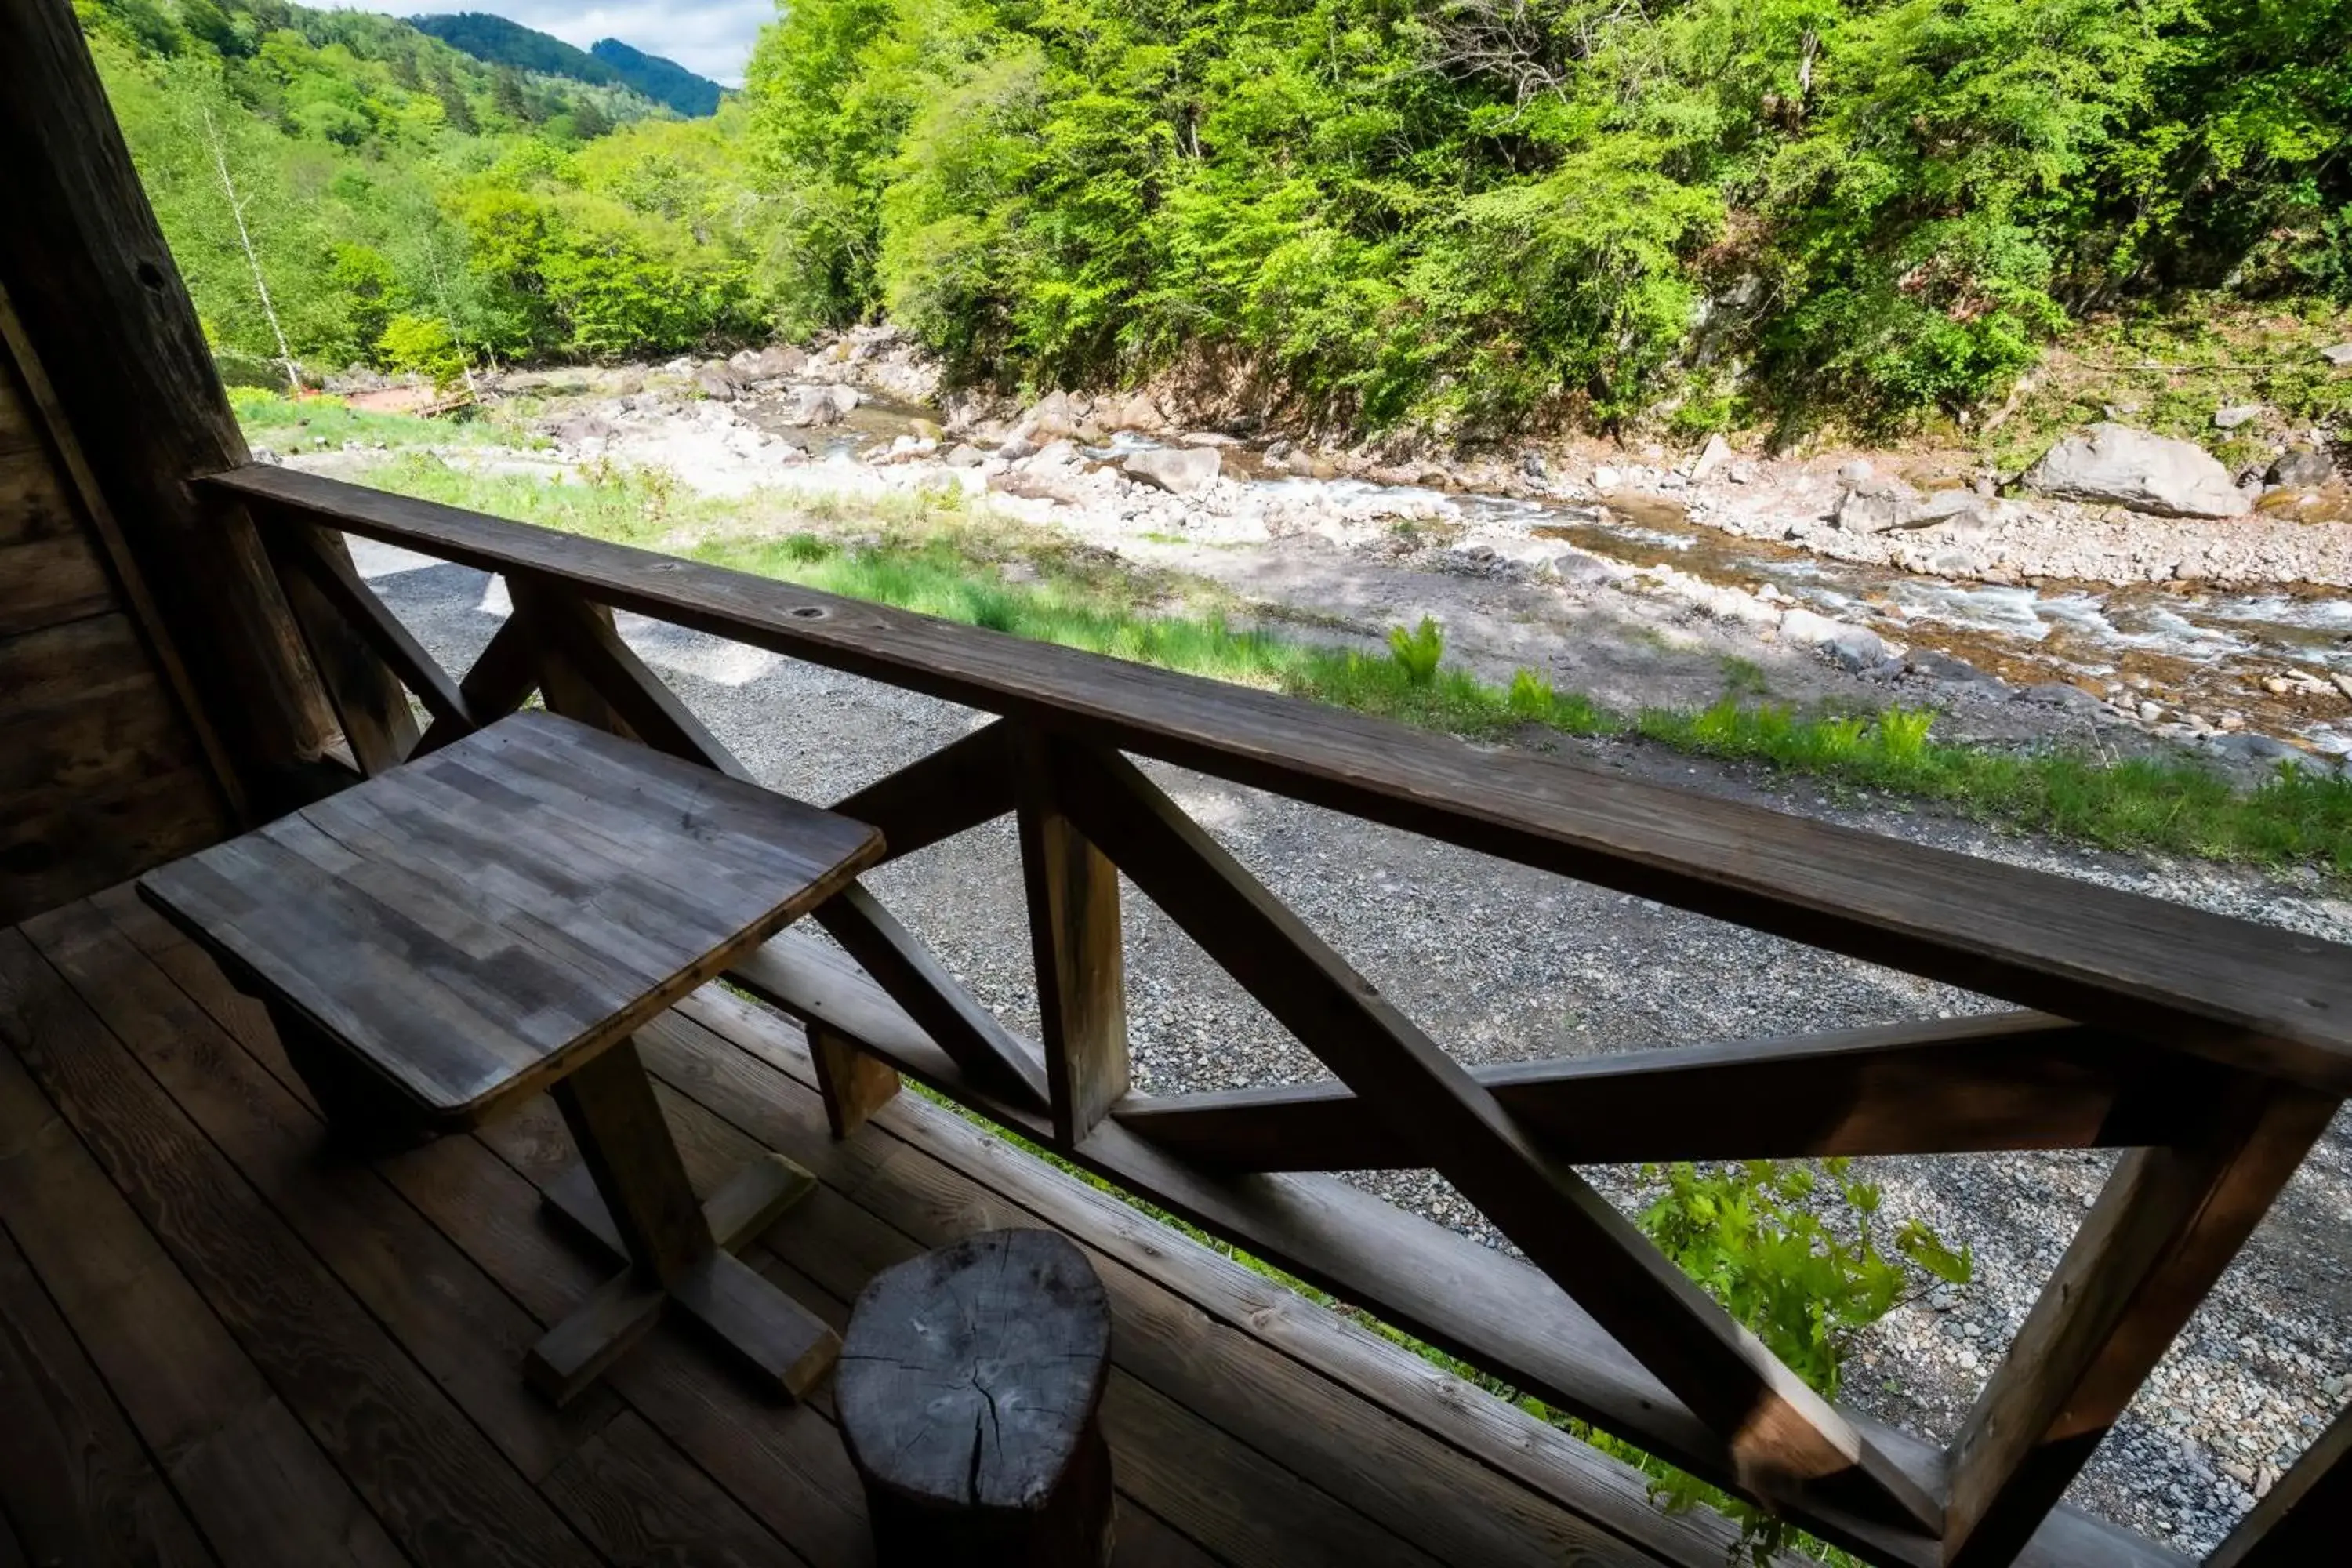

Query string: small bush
375 313 468 388
1507 668 1555 719
1388 616 1444 686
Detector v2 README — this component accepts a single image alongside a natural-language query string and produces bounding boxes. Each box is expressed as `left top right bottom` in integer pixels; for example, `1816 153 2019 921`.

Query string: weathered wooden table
138 710 884 1404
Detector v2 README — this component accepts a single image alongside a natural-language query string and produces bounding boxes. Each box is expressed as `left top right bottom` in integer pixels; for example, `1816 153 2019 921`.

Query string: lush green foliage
88 0 768 379
742 0 2352 430
407 14 725 118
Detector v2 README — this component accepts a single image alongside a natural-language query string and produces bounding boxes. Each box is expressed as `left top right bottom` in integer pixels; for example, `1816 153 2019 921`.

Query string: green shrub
1507 668 1556 720
1388 616 1444 686
375 313 467 387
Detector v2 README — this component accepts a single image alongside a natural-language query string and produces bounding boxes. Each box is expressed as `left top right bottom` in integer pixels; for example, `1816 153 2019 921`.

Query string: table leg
267 999 430 1156
526 1035 840 1406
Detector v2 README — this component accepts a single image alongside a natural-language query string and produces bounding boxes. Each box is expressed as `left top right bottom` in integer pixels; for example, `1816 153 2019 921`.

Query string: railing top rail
208 461 2352 1095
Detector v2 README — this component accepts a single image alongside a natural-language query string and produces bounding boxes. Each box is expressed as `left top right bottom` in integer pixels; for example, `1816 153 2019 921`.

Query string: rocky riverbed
304 327 2352 771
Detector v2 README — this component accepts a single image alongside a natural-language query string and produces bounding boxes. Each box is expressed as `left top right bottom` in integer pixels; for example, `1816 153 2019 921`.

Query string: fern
1388 615 1445 685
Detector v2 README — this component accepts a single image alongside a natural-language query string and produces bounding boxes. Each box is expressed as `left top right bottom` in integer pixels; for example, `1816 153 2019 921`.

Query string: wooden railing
205 461 2352 1568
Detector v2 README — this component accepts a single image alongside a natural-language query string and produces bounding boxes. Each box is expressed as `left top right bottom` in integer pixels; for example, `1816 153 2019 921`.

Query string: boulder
1591 465 1624 490
692 361 739 401
2322 343 2352 368
2020 423 2249 517
1893 488 1994 536
1686 433 1733 482
1025 390 1093 441
1831 474 1922 532
728 347 764 375
783 385 844 427
826 383 861 415
2269 448 2336 488
1092 390 1167 432
2212 404 2262 430
1777 607 1886 672
751 344 806 379
1123 445 1221 496
942 443 988 469
997 423 1042 461
1023 438 1081 469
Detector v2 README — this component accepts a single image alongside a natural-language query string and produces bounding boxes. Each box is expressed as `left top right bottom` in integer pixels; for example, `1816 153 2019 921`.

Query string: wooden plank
830 717 1018 862
636 1007 1686 1568
541 1410 809 1568
812 881 1051 1109
0 443 77 546
550 1039 715 1286
271 527 420 776
0 1221 217 1568
808 1020 901 1138
1944 1077 2340 1567
417 609 539 754
128 909 880 1568
0 532 113 637
0 290 243 822
0 934 408 1568
2207 1399 2352 1568
1018 728 1131 1144
78 887 621 1479
0 14 339 808
1054 740 1936 1535
514 579 755 782
205 462 2352 1096
0 763 223 931
681 965 2173 1568
137 710 881 1123
1111 1012 2216 1167
265 516 471 729
6 917 605 1568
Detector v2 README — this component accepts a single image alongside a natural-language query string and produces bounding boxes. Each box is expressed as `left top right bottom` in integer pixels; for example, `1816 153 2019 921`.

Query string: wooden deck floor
0 884 1760 1568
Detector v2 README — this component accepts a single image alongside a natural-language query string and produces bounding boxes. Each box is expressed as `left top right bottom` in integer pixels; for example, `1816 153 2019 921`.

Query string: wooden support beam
416 611 540 755
810 883 1051 1111
269 528 419 777
1112 1013 2218 1168
2207 1400 2352 1568
1016 729 1129 1145
1944 1078 2341 1567
0 2 338 809
830 718 1018 862
806 1020 900 1139
517 580 755 783
264 516 470 729
1054 742 1935 1534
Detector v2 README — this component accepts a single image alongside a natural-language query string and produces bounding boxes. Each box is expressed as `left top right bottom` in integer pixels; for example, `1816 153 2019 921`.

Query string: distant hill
410 13 722 118
591 39 722 118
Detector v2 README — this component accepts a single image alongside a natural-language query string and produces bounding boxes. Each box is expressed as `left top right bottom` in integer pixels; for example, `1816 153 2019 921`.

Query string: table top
139 711 883 1125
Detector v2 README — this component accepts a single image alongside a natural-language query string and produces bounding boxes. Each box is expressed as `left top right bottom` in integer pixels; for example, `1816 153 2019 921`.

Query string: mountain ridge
409 12 722 117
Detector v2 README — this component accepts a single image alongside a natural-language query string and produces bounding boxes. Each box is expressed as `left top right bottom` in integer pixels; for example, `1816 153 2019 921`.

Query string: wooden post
1016 729 1129 1146
2208 1400 2352 1568
809 1022 900 1139
0 0 342 812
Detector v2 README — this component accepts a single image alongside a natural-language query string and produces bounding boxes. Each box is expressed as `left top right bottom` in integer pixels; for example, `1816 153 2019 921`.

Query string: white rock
1686 433 1733 482
1591 465 1623 490
2212 405 2262 430
2022 423 2249 517
1123 445 1222 495
2321 343 2352 367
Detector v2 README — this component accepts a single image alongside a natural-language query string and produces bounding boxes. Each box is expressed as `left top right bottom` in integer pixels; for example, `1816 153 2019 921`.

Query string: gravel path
361 543 2352 1558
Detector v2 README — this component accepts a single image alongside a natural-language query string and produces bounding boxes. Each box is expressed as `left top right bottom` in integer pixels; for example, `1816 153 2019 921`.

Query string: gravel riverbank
360 541 2352 1558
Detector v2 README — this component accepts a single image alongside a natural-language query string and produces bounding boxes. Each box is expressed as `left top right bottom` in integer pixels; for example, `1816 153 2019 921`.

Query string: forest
89 0 2352 435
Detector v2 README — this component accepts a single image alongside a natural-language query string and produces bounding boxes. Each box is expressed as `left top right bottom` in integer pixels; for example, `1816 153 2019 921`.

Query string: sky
317 3 772 88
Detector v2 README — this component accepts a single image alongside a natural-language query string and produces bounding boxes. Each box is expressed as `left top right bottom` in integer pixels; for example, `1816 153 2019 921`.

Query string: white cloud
309 2 773 88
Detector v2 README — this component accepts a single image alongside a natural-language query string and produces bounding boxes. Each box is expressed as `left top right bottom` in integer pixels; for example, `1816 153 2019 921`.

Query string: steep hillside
411 11 721 117
591 38 721 118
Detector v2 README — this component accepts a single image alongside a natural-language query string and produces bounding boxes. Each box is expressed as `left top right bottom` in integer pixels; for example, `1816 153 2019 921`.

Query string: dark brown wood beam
1111 1013 2223 1168
263 526 420 775
0 4 338 810
1017 729 1128 1144
517 583 755 783
263 516 470 730
1054 740 1936 1535
197 464 2352 1098
830 719 1017 861
1944 1079 2341 1567
416 611 540 755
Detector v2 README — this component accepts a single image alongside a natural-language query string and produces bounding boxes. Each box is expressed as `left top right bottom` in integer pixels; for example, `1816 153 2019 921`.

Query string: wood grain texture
139 710 880 1123
831 718 1018 862
264 516 470 729
0 16 336 807
514 579 756 782
1056 741 1932 1534
1110 1012 2216 1168
269 528 420 776
1944 1076 2340 1567
809 1021 902 1138
9 914 603 1568
0 935 408 1568
688 953 2172 1568
205 461 2352 1095
1017 731 1130 1144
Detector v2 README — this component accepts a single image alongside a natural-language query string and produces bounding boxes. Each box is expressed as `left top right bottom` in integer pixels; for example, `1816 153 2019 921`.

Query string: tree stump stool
838 1229 1114 1566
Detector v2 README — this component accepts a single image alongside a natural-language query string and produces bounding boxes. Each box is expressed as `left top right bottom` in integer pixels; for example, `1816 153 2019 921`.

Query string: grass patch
230 387 537 454
343 449 2352 876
